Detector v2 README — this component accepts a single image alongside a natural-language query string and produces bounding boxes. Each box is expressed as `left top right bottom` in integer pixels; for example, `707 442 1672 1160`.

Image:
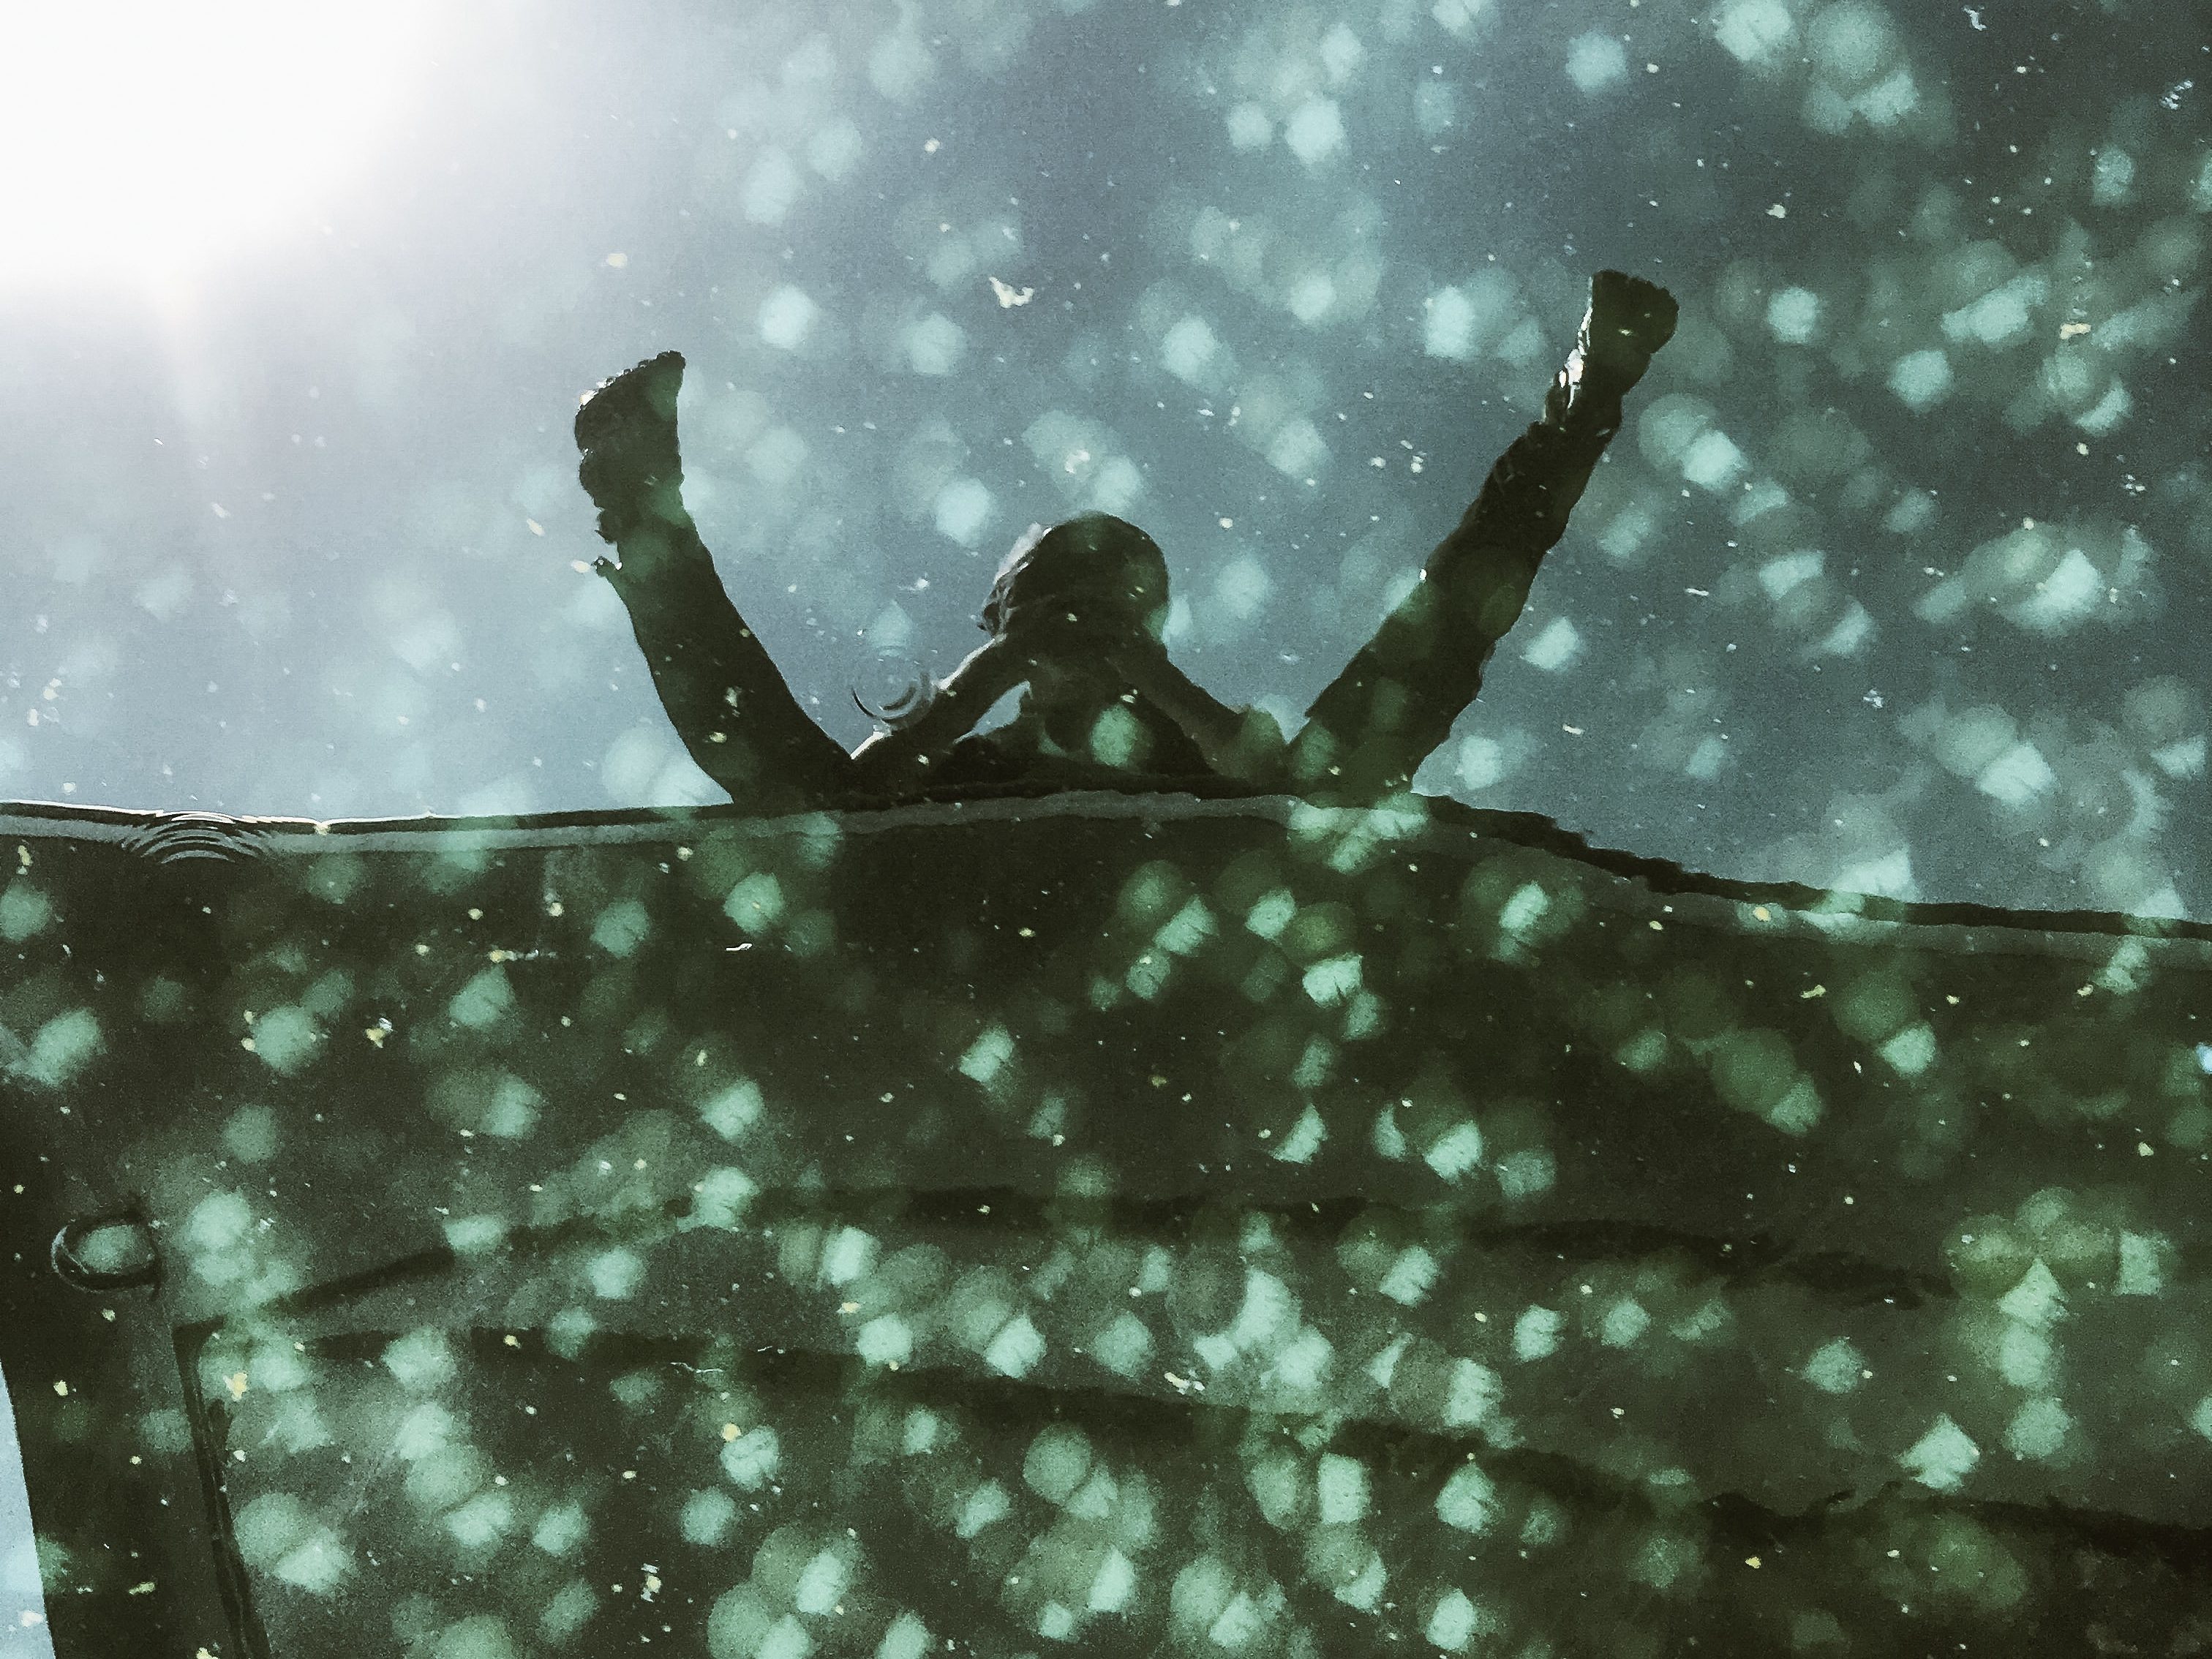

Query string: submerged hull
1 791 2207 1655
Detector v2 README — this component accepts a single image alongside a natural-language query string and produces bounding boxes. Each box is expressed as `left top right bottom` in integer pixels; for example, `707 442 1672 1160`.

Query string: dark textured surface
1 792 2207 1653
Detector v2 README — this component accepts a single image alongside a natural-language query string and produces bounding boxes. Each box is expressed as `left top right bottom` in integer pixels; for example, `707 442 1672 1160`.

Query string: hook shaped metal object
51 1206 161 1293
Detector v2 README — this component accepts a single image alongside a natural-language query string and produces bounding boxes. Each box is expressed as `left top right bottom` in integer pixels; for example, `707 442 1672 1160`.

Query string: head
981 514 1171 646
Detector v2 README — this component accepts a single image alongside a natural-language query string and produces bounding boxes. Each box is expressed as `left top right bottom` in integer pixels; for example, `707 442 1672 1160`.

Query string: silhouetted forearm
576 350 856 810
594 516 855 810
1109 644 1287 785
1290 421 1611 802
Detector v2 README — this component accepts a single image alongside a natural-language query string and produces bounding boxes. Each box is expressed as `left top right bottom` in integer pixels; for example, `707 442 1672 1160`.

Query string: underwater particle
1520 616 1581 672
538 1580 599 1643
1162 315 1221 384
1423 1120 1484 1181
740 148 803 225
590 898 651 957
1024 1425 1094 1505
532 1501 588 1557
681 1488 737 1546
0 884 51 941
1565 31 1628 94
1600 1298 1651 1347
2002 1396 2072 1461
984 1313 1045 1377
1426 1587 1500 1652
1712 0 1796 64
1513 1306 1565 1361
23 1007 101 1087
1224 102 1271 151
955 1480 1010 1540
933 478 994 546
432 1614 517 1659
1316 1453 1369 1525
1800 1336 1867 1393
1679 428 1747 491
1887 349 1954 411
793 1547 850 1615
1434 1462 1498 1532
758 286 819 351
902 312 966 376
876 1612 931 1659
699 1077 764 1141
1766 287 1822 342
1494 1148 1556 1200
1900 1413 1979 1491
381 1329 457 1393
587 1248 644 1300
1282 97 1345 165
1090 1312 1152 1377
721 1426 781 1490
957 1026 1014 1087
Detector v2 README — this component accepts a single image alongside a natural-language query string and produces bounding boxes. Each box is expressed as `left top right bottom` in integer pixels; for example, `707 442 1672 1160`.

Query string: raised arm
574 353 855 811
1287 271 1677 803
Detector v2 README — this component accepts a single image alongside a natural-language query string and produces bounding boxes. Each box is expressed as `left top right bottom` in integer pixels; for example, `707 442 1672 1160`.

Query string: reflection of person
573 351 854 815
846 514 1288 793
1291 268 1677 800
573 269 1675 808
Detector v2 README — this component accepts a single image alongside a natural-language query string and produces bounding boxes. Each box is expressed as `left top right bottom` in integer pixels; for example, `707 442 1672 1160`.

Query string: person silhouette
572 269 1677 808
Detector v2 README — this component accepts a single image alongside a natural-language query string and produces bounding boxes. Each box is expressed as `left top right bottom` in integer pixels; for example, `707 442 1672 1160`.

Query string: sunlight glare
0 1 434 287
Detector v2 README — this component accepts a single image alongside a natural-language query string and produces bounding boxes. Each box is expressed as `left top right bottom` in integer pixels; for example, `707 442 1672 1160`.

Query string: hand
994 595 1133 662
1582 271 1678 377
575 351 688 536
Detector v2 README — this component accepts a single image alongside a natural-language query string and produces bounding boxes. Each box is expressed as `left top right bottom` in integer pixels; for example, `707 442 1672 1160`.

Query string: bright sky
0 1 432 287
